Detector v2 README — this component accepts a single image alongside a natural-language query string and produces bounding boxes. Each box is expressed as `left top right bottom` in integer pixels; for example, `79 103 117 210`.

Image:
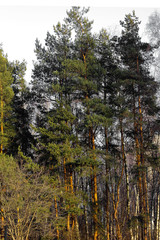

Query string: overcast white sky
0 0 160 83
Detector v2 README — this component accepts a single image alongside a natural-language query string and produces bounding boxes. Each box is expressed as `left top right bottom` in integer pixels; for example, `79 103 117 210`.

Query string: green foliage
7 60 34 156
0 50 15 151
0 154 56 240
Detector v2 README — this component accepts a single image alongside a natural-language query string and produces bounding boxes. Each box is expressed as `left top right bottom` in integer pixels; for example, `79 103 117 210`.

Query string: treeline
0 7 160 240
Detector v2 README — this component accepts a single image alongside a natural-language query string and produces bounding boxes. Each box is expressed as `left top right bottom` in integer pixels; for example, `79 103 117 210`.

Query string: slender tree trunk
69 167 74 194
91 131 98 240
68 162 81 240
137 56 151 240
63 157 71 238
138 95 151 240
135 186 139 240
111 146 125 240
0 85 4 240
132 82 143 239
85 73 98 239
138 96 147 240
156 194 159 240
0 84 3 154
119 117 133 239
69 168 79 239
93 168 98 240
135 119 143 240
105 128 110 240
84 205 89 240
158 195 160 240
74 216 81 240
67 213 71 235
111 182 123 240
1 208 4 240
54 197 59 240
90 169 94 238
17 202 20 239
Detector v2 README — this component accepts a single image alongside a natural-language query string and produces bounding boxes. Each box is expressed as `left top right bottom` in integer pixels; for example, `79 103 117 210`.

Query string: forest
0 6 160 240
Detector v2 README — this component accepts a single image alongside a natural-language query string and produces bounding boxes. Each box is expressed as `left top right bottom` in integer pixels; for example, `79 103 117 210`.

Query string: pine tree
8 60 34 156
64 7 113 239
116 11 159 240
0 49 14 153
96 28 118 240
30 20 72 126
31 14 84 239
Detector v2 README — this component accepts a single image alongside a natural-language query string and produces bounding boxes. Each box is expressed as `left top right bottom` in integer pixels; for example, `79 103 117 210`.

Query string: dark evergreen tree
64 7 115 240
8 60 34 156
30 20 72 126
113 11 159 240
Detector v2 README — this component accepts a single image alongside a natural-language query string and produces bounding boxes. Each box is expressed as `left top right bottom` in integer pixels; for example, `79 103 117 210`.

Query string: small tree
0 154 56 240
0 49 14 153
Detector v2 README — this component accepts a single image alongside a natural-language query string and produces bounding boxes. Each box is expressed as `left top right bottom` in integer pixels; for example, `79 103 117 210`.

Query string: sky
0 0 160 83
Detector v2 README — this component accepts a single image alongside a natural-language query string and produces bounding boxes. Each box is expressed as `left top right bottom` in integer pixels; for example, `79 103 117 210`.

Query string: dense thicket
0 7 159 240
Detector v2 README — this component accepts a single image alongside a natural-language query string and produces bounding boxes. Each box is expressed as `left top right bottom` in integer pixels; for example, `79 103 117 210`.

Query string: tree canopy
0 7 159 240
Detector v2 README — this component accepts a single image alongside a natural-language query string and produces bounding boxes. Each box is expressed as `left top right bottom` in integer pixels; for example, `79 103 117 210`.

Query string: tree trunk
0 84 3 153
132 82 144 239
1 208 4 240
156 194 159 240
135 186 139 240
75 216 81 240
54 197 59 240
84 205 89 240
92 132 98 240
105 127 110 240
111 183 123 240
119 117 133 239
0 84 4 240
138 95 151 240
111 160 124 240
